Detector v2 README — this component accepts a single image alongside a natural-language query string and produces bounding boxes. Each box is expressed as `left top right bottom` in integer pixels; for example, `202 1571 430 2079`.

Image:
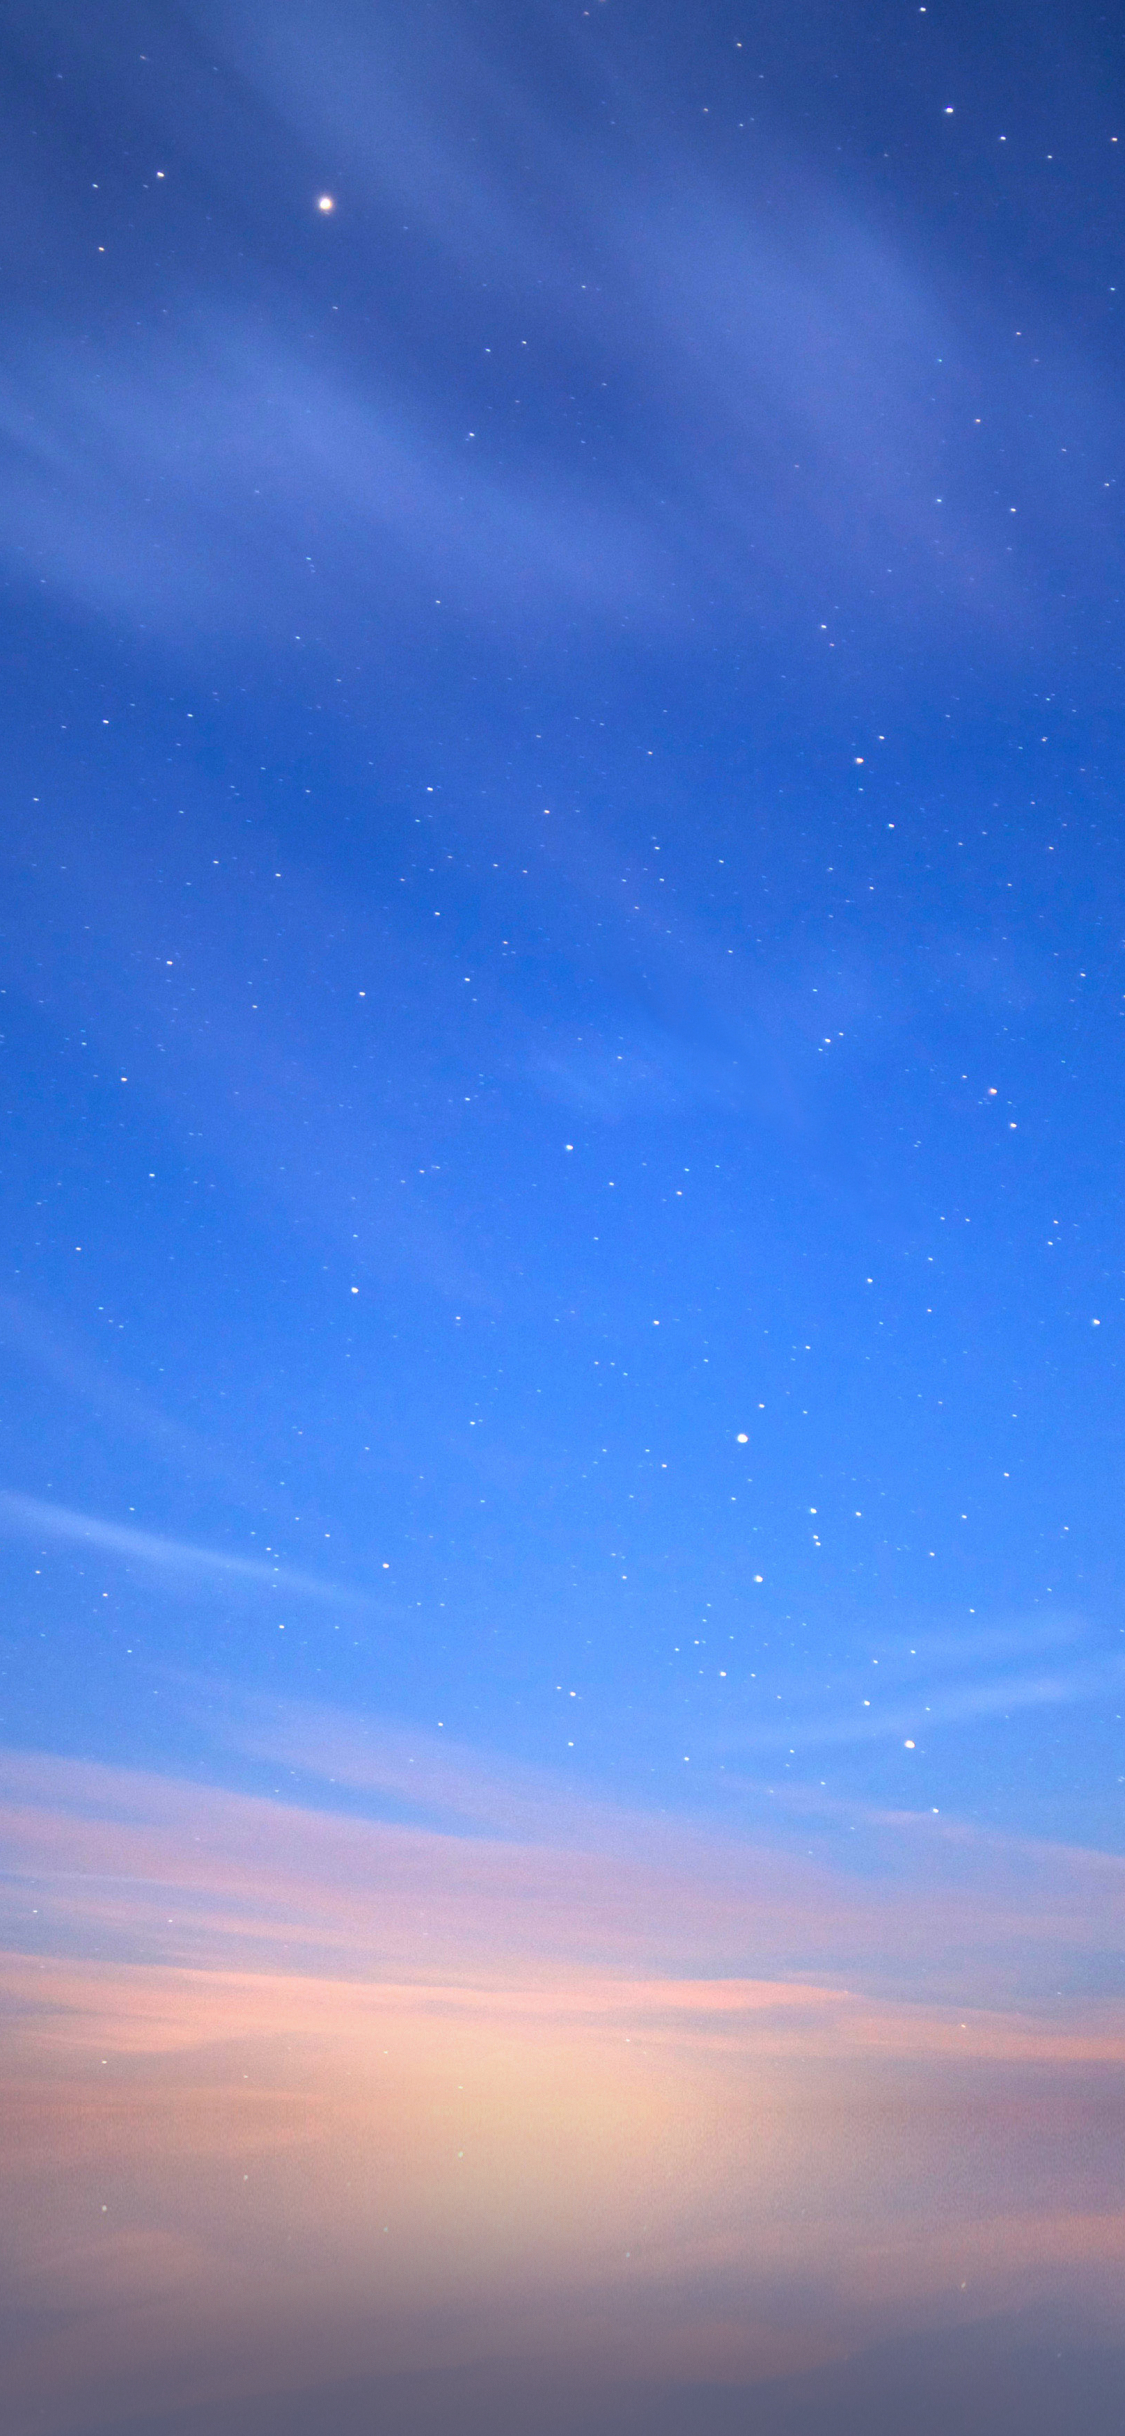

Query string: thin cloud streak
0 313 665 645
0 1492 369 1609
206 1684 649 1843
724 1656 1125 1756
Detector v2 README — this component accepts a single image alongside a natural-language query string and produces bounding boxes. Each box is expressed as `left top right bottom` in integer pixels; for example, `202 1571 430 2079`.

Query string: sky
1 2 1124 2429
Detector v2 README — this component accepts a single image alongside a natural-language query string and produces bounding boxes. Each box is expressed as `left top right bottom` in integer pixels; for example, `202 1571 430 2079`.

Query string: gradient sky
2 4 1125 2431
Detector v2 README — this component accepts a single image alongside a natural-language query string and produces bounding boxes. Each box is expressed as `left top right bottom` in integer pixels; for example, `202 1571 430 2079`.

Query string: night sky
2 5 1124 2431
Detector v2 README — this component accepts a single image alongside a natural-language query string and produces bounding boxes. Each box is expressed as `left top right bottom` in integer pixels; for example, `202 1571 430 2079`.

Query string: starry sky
2 4 1125 2431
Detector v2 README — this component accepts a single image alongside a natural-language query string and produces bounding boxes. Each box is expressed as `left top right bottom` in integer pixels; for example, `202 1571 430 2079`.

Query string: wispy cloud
726 1658 1125 1755
0 310 664 645
715 1615 1124 1758
4 1710 1124 1997
0 1492 369 1609
0 3 1117 658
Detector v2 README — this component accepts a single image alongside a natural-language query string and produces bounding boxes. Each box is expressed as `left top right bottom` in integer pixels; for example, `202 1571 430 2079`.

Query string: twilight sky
2 4 1125 2431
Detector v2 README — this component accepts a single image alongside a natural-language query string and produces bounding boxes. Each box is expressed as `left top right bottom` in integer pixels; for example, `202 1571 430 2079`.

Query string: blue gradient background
1 4 1124 2429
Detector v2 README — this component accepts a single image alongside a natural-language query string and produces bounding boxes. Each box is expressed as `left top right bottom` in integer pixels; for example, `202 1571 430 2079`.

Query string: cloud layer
2 1724 1124 2430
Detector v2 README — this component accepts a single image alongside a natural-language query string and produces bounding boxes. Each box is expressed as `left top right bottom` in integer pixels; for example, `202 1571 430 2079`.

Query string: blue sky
2 5 1125 2429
